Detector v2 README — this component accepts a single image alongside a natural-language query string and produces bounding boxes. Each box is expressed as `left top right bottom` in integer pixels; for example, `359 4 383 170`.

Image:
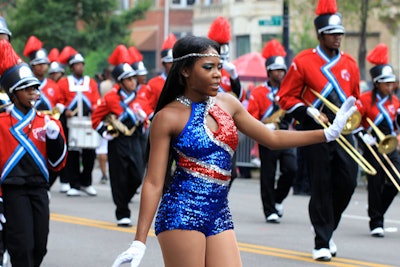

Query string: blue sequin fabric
155 96 238 236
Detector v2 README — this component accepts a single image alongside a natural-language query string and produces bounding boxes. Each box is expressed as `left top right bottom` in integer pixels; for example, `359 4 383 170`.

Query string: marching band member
92 45 150 227
23 36 66 192
207 16 244 188
207 16 244 102
247 39 296 224
0 39 67 267
129 46 149 86
58 46 101 197
146 34 176 118
47 48 65 83
356 43 400 238
277 0 360 261
0 16 11 42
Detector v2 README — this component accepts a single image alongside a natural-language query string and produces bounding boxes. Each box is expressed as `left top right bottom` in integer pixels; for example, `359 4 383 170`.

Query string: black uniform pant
2 185 49 267
109 154 143 220
65 149 96 189
259 145 297 217
366 149 399 230
304 139 358 250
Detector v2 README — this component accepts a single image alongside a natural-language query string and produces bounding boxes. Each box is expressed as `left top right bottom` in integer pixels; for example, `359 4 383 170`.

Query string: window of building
172 0 196 7
118 0 130 10
261 33 280 49
236 35 250 57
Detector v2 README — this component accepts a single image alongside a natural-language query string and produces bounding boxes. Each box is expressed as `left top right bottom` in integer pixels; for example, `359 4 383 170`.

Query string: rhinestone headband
173 53 220 62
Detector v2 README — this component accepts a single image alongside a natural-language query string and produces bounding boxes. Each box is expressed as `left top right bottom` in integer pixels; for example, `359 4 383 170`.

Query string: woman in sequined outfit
112 35 357 267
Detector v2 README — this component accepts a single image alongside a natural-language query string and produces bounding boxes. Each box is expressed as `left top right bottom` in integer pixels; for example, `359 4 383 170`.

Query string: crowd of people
0 0 399 265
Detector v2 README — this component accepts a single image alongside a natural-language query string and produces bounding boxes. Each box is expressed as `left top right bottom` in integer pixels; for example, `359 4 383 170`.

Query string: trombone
358 132 400 191
302 95 377 175
366 117 398 154
262 109 286 130
308 88 362 134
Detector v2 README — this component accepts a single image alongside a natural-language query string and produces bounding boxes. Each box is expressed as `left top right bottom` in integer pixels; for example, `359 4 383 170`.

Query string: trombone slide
302 99 377 176
359 132 400 191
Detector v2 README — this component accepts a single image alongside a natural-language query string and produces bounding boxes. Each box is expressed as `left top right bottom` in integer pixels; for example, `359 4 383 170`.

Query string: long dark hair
371 82 392 105
148 35 220 192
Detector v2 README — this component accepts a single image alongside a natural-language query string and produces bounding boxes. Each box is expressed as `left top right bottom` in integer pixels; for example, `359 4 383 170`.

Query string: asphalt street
39 166 399 267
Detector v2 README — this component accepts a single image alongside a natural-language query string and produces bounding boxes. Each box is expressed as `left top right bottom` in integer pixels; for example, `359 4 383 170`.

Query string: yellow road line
50 213 394 267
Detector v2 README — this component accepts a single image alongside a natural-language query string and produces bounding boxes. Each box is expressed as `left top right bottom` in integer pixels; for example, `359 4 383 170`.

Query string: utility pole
282 0 292 65
164 0 170 39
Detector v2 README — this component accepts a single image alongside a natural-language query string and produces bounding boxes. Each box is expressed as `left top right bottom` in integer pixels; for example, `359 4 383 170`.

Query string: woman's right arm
134 109 174 244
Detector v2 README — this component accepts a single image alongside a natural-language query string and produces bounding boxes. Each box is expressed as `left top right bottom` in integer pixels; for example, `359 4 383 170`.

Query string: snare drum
67 116 100 149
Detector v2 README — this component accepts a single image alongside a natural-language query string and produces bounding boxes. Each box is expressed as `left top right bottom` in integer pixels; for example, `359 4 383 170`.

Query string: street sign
259 16 282 26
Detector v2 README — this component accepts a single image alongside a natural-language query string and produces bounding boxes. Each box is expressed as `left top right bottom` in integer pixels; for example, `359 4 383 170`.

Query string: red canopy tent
232 52 267 82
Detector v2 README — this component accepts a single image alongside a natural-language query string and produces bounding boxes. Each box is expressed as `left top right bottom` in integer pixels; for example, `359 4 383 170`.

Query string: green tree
1 0 151 76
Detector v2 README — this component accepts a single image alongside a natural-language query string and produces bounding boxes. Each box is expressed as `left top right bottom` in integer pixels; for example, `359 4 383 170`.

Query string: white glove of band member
44 115 60 140
102 131 115 141
265 123 276 130
55 103 66 114
306 107 322 124
5 103 13 114
135 109 147 123
324 96 357 142
0 198 6 231
222 61 238 79
112 240 146 267
362 133 377 146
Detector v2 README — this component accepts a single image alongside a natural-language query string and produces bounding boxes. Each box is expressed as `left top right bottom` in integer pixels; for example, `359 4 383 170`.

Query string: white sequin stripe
203 98 235 157
175 149 231 177
180 166 231 186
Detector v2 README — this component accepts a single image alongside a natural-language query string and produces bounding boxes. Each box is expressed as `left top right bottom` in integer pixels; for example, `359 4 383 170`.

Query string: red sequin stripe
178 157 230 181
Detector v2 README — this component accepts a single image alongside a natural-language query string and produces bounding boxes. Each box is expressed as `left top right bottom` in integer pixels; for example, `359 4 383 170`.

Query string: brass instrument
366 117 398 154
262 109 286 130
358 132 400 191
302 97 377 175
104 114 137 137
308 88 361 135
39 106 61 120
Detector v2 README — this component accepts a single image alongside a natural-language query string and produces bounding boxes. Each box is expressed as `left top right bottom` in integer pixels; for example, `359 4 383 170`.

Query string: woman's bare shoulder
151 101 191 136
215 92 244 116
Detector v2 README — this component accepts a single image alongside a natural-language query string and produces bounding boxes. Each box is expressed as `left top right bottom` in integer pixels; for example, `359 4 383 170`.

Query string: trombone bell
342 110 361 135
377 135 398 154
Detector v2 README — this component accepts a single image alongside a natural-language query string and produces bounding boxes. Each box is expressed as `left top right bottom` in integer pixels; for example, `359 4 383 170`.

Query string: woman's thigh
206 230 242 267
158 230 206 267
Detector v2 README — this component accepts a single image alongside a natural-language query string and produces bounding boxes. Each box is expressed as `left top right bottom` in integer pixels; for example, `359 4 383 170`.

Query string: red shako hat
367 43 395 83
261 39 287 71
0 39 39 96
160 34 177 63
314 0 344 35
59 46 84 66
108 44 136 82
23 36 49 66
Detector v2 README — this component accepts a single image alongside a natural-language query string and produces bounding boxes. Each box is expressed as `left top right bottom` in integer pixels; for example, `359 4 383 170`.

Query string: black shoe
100 175 108 184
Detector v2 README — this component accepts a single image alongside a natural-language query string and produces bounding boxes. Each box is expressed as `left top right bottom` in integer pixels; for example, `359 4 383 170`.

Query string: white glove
5 103 13 114
324 96 357 142
133 103 147 123
135 109 147 123
102 131 115 141
44 115 60 139
362 133 377 146
112 240 146 267
265 123 276 130
306 107 322 124
223 61 238 79
55 103 65 114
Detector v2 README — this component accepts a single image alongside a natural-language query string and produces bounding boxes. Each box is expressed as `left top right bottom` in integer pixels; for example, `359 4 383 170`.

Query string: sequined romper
155 96 238 237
